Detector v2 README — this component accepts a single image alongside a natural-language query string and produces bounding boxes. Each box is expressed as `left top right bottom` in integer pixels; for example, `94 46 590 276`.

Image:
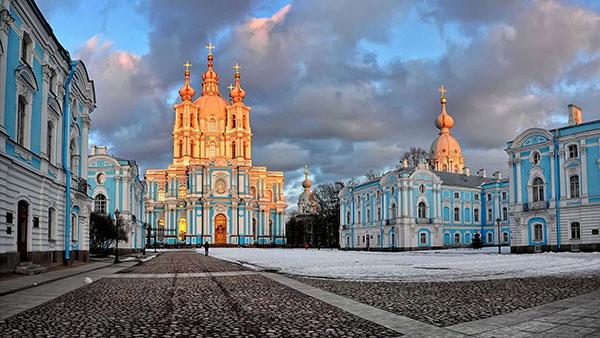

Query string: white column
40 65 51 158
559 147 566 199
401 183 408 217
509 159 515 204
81 116 90 179
516 159 522 203
115 176 121 211
550 150 556 201
122 177 129 212
432 186 437 219
408 187 414 218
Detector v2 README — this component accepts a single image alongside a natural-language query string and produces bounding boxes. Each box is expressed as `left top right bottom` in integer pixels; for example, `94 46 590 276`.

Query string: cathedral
144 46 286 246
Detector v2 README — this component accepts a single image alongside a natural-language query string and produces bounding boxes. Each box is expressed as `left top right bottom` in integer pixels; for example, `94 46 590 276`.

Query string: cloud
75 0 600 202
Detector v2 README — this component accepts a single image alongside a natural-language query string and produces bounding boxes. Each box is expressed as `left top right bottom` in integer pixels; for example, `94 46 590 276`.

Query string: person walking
203 241 210 256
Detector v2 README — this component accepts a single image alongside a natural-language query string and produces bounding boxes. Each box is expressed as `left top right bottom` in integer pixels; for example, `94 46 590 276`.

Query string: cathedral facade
144 48 286 246
339 89 510 250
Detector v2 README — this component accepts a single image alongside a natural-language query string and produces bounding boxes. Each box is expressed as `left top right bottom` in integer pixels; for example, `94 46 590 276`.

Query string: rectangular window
48 208 54 239
420 233 427 245
502 207 508 221
474 209 480 222
501 192 507 200
17 97 27 145
474 194 479 201
571 222 581 240
71 214 78 242
487 208 492 222
454 192 459 199
487 193 492 201
454 207 460 222
568 144 579 158
570 175 580 198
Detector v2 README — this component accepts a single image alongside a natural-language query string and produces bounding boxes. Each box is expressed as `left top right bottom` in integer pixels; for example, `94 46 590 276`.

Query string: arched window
502 206 508 220
454 233 461 244
232 141 236 158
532 151 541 165
358 211 361 223
252 218 257 240
346 211 351 224
474 208 480 222
532 177 545 202
157 189 165 202
208 142 216 158
568 144 579 158
47 121 54 162
418 202 427 218
178 140 183 157
377 207 381 220
366 209 370 222
443 206 450 221
419 184 425 194
232 114 236 128
502 232 509 244
17 95 27 146
178 185 187 199
21 32 32 63
487 232 493 243
454 207 460 222
391 186 395 195
178 217 187 241
533 224 543 242
209 118 217 132
391 233 395 247
569 175 580 198
242 141 246 158
94 194 107 214
190 113 194 127
390 203 397 219
69 139 78 174
570 222 580 239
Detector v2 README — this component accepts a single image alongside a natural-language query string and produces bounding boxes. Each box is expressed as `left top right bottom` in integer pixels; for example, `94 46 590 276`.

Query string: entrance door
215 214 227 244
17 200 29 261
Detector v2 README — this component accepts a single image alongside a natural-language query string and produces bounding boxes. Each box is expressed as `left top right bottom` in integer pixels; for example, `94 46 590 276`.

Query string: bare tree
396 147 428 169
365 170 383 181
313 181 345 248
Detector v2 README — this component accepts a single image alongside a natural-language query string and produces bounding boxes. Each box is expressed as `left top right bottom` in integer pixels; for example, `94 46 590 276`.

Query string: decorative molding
0 9 14 34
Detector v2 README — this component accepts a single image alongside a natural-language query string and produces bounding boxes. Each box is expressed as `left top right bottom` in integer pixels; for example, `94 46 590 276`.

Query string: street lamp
496 218 502 254
114 209 121 263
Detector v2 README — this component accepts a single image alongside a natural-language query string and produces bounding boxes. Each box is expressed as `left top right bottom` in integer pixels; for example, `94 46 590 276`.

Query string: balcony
72 177 88 195
416 217 432 224
523 201 549 212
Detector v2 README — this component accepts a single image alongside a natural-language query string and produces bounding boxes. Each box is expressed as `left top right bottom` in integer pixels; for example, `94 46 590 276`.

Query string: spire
178 61 195 102
229 62 246 103
202 43 220 96
434 84 454 134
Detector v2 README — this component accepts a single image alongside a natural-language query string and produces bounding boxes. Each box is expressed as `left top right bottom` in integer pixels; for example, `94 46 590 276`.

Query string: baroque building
144 47 286 246
0 0 96 271
339 88 509 250
506 105 600 253
87 145 146 253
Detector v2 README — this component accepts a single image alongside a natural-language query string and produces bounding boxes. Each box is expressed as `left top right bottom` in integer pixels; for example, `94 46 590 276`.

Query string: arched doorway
178 217 187 241
215 214 227 244
17 200 29 261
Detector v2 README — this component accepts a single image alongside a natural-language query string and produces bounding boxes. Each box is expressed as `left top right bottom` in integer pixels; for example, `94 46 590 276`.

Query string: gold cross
227 83 234 91
438 85 447 98
233 62 241 73
183 61 192 71
205 42 215 54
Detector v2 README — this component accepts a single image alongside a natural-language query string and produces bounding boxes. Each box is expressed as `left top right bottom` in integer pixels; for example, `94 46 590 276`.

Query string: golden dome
201 49 220 96
178 62 195 102
429 85 464 173
301 164 312 188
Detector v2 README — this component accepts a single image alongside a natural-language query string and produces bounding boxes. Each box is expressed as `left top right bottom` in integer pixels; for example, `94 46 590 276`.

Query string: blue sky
37 0 600 203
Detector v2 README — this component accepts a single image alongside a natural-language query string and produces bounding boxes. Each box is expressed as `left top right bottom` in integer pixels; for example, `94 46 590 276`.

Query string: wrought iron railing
523 201 548 212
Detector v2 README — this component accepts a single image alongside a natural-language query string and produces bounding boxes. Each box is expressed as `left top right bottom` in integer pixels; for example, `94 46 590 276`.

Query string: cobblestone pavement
121 250 249 273
295 275 600 327
0 252 399 337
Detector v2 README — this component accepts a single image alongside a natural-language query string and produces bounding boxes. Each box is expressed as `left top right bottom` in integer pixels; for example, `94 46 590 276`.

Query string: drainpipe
62 60 77 264
553 130 561 250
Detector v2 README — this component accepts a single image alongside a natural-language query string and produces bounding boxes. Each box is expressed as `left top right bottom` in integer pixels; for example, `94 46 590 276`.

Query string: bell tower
226 62 252 166
173 61 196 166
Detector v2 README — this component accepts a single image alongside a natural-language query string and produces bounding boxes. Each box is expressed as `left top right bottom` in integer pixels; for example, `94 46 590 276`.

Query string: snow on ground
207 247 600 282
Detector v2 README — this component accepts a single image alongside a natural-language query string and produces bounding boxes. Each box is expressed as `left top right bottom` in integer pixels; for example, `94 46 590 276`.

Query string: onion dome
229 63 246 103
178 62 195 101
429 85 464 173
202 43 220 96
302 164 312 189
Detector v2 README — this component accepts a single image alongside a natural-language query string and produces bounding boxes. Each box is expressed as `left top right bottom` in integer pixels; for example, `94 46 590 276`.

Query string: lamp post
114 209 121 263
496 217 502 254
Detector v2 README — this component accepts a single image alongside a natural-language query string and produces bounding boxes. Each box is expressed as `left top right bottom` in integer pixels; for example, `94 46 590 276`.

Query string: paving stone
509 320 558 333
543 324 597 337
0 252 399 337
294 275 600 327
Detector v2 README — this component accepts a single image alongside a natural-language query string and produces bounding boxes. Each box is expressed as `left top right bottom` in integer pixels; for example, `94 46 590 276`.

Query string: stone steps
15 262 48 275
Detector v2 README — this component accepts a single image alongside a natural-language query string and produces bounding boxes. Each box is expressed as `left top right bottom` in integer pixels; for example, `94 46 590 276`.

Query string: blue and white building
0 0 96 271
87 145 145 253
507 105 600 253
339 91 509 250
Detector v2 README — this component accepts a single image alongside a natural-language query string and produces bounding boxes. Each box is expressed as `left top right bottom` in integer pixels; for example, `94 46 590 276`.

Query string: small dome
230 72 246 103
202 54 218 81
302 176 312 189
178 70 195 101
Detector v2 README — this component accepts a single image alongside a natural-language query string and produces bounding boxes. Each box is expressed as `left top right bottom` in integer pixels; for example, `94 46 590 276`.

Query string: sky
37 0 600 205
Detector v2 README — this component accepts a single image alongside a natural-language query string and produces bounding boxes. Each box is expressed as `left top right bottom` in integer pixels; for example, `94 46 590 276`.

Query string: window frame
570 222 581 240
569 175 580 198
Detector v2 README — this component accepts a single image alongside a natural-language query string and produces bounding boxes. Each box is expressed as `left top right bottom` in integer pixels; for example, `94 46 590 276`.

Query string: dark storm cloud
78 0 600 198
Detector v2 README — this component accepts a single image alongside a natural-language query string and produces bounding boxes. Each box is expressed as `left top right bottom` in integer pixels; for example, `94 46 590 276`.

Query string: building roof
432 170 485 188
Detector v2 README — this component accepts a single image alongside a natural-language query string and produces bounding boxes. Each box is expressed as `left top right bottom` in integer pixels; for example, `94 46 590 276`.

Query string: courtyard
0 249 599 337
